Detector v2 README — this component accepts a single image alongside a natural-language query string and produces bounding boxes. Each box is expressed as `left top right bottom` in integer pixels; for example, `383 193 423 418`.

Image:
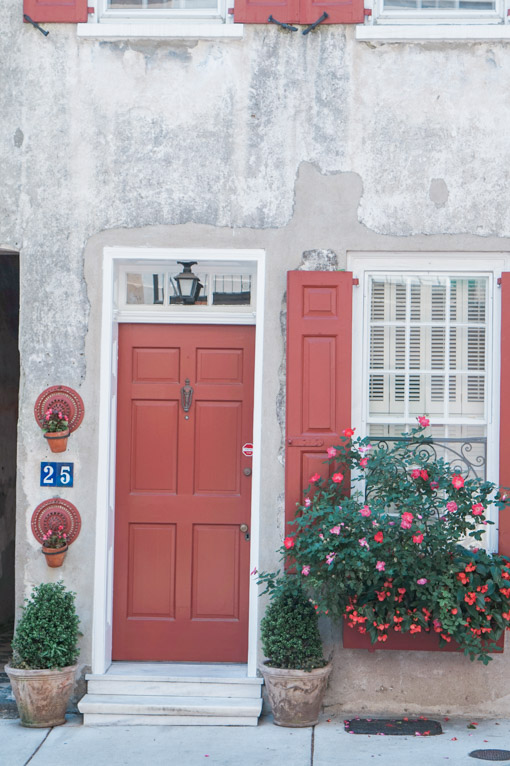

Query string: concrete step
86 676 263 698
78 693 263 726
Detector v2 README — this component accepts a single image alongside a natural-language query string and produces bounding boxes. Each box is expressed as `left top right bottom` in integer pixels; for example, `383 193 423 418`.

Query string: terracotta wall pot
5 664 77 727
260 663 332 727
42 545 68 568
44 429 70 453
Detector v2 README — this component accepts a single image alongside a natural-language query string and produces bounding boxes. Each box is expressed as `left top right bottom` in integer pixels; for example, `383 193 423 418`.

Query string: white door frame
91 247 266 675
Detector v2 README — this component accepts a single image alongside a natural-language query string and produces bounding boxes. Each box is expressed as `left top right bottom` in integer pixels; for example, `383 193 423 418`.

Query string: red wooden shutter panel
234 0 362 23
285 270 353 526
499 273 510 557
24 0 88 23
234 0 299 23
300 0 364 23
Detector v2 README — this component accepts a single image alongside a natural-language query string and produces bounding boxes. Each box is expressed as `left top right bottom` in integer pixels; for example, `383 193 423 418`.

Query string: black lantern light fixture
173 261 203 305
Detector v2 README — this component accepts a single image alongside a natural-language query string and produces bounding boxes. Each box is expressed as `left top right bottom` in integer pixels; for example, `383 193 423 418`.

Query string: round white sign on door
242 443 254 457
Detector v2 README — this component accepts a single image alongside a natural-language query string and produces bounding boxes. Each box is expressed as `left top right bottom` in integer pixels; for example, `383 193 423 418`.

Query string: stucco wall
4 2 510 714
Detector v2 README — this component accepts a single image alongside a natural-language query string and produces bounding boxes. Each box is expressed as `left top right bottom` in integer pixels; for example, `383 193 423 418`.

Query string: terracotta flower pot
44 429 70 453
42 545 68 568
5 664 77 727
260 662 332 727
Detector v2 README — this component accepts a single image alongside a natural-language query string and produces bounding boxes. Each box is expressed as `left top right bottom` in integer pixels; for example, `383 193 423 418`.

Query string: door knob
243 467 252 476
240 523 250 541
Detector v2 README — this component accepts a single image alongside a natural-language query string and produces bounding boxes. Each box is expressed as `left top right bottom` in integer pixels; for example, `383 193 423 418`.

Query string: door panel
113 323 255 661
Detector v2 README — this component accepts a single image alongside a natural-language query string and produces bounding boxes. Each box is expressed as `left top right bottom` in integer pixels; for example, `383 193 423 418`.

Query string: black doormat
345 718 443 736
469 751 510 762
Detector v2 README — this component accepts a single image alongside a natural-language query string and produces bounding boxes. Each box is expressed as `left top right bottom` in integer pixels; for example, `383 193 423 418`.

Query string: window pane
126 273 164 305
384 0 495 9
108 0 217 8
367 274 488 426
212 274 252 306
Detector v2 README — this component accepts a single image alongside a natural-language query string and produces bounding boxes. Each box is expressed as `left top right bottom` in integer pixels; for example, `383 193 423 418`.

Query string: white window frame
348 251 510 553
97 0 226 22
370 0 506 25
78 0 244 38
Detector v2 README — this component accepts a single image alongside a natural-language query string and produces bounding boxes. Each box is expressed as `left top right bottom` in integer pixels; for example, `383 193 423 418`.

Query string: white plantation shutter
367 275 488 434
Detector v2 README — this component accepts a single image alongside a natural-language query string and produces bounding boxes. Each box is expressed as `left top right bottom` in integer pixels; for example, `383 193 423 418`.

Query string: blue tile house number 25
40 462 74 488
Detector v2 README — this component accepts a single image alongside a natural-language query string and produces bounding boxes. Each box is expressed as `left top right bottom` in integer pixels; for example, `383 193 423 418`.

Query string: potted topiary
258 574 331 727
41 407 69 453
5 581 80 727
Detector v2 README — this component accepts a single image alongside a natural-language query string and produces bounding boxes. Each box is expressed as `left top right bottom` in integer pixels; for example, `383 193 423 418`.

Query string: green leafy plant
41 407 69 433
259 575 327 670
278 419 510 665
11 582 80 670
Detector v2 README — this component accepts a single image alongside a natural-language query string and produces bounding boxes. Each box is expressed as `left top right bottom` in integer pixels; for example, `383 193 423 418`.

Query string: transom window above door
115 258 258 324
365 273 491 480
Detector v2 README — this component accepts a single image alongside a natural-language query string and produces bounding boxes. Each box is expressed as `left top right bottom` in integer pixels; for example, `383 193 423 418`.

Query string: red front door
113 324 255 662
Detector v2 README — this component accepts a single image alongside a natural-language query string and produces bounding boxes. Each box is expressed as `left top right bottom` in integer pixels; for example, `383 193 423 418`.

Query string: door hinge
498 277 502 286
353 278 360 286
364 8 372 15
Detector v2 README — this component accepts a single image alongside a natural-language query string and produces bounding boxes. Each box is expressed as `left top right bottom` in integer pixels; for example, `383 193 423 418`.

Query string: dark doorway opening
0 249 19 629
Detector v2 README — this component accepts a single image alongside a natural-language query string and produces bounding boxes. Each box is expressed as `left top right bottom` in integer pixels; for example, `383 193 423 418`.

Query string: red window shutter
24 0 88 23
285 270 353 526
499 273 510 556
234 0 299 24
300 0 364 23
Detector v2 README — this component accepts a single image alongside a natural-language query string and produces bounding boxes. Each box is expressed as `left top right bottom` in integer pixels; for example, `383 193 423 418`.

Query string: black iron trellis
368 436 487 481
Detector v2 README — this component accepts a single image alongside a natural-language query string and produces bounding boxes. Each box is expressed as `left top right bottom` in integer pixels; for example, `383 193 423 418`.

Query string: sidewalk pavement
3 713 510 766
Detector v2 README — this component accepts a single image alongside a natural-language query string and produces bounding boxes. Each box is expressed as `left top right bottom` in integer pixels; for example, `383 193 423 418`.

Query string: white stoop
78 662 264 726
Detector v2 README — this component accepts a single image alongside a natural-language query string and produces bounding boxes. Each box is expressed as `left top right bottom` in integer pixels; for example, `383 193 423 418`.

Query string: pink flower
430 481 439 490
446 501 457 513
309 473 321 483
375 561 385 572
330 525 342 535
284 536 294 549
251 567 258 575
411 469 421 479
374 531 384 543
45 413 50 421
304 498 311 507
343 427 356 438
472 503 484 516
360 505 371 517
332 472 344 484
327 447 337 458
417 578 428 585
301 565 311 576
417 416 430 427
359 538 369 548
360 457 369 468
413 533 424 544
452 474 465 489
326 553 336 565
400 512 413 530
420 470 429 481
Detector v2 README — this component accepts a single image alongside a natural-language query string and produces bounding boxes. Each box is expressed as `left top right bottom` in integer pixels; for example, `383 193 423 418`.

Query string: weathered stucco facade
4 0 510 717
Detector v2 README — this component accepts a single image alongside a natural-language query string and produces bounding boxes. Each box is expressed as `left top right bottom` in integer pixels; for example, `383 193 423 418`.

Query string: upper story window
369 0 506 25
99 0 225 18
